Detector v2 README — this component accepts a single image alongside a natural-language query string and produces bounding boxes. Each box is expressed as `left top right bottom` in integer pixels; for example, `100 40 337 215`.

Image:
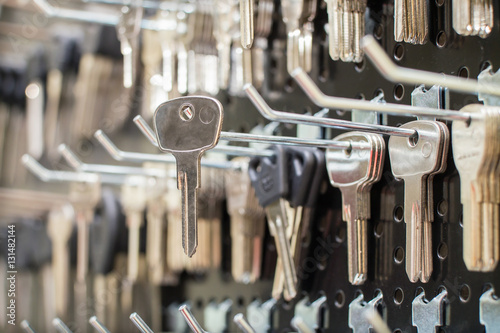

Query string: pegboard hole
284 78 295 93
393 330 402 333
480 61 493 73
415 286 425 297
435 0 445 6
408 131 419 147
374 222 384 238
458 66 470 78
437 242 448 260
437 200 448 216
374 23 384 40
335 225 346 243
393 44 405 61
394 206 404 223
336 110 347 117
196 299 204 309
394 288 404 305
237 297 245 307
393 84 405 101
459 284 471 303
354 59 365 73
334 290 345 308
436 31 447 48
394 246 405 264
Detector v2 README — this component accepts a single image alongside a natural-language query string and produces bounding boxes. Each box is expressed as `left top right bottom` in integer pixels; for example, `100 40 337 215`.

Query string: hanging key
154 96 223 257
240 0 255 48
452 0 494 38
214 0 239 89
274 147 316 300
389 120 448 282
252 0 275 89
394 0 428 44
158 10 178 93
326 0 367 62
282 0 304 73
452 104 500 271
226 157 266 283
47 205 74 320
327 132 385 285
116 0 144 88
249 146 298 299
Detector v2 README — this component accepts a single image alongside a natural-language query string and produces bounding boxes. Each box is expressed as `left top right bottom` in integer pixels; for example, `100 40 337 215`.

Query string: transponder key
154 96 224 257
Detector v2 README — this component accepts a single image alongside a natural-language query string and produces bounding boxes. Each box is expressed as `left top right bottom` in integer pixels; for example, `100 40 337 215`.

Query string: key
154 96 223 257
452 104 500 271
214 0 239 89
252 0 274 89
326 0 367 62
249 146 298 299
281 0 304 73
240 0 255 48
47 205 74 320
389 121 448 282
142 28 168 120
452 0 494 38
116 0 143 88
69 178 101 333
121 175 148 283
394 0 428 44
298 0 317 72
274 147 316 300
226 157 266 283
158 10 178 93
327 132 385 284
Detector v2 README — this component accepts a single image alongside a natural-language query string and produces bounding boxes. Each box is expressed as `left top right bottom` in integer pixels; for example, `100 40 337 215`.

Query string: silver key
394 0 428 44
452 104 500 271
225 157 266 283
47 205 74 320
389 121 447 282
327 132 385 284
240 0 255 48
116 0 144 88
154 96 223 257
453 0 494 38
214 0 239 89
281 0 304 73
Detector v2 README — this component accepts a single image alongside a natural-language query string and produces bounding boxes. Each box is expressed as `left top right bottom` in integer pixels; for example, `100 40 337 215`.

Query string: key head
389 121 443 179
326 132 375 188
154 96 223 155
248 145 289 208
284 146 316 207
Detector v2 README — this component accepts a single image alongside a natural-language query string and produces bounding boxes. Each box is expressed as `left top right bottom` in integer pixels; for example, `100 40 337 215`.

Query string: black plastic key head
284 146 317 208
248 145 288 208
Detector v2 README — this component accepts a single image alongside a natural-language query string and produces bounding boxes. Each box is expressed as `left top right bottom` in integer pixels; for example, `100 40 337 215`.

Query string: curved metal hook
361 35 500 98
179 305 208 333
58 144 169 178
291 68 470 123
244 83 418 137
234 313 256 333
129 313 155 333
89 316 111 333
134 115 371 150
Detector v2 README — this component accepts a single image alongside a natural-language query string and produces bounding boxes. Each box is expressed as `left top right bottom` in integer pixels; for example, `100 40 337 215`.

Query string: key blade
176 151 201 257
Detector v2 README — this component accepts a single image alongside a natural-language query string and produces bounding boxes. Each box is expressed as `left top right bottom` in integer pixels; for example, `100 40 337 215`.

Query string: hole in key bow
179 104 195 121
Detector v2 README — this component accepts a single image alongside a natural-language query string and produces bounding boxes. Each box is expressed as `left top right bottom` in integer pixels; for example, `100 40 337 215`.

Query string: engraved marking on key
154 96 223 257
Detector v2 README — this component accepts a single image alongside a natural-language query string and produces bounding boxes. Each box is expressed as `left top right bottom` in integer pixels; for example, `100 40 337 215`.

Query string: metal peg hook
20 320 37 333
32 0 161 30
94 130 237 169
244 83 417 137
179 305 209 333
89 316 111 333
361 35 500 98
22 154 125 185
58 144 169 178
135 115 371 150
133 116 274 157
130 312 155 333
234 313 256 333
291 317 314 333
291 68 471 123
52 318 73 333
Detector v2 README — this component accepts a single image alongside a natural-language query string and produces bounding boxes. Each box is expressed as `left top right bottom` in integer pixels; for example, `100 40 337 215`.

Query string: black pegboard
160 0 500 332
